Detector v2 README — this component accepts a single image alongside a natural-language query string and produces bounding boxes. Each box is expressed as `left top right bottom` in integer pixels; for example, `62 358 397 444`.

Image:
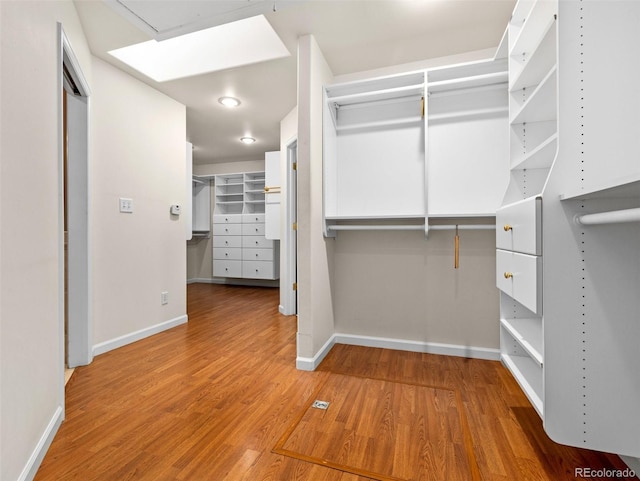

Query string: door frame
280 137 298 315
58 24 92 399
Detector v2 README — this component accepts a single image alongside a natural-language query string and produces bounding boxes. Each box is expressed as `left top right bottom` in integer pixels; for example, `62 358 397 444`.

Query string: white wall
187 159 265 281
296 35 336 368
333 229 499 351
0 2 91 480
91 57 187 350
0 3 188 478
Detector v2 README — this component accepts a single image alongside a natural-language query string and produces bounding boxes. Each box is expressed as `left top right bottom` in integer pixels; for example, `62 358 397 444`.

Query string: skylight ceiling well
108 15 290 82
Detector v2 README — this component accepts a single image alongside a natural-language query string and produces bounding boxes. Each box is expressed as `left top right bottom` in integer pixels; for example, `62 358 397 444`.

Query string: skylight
108 15 290 82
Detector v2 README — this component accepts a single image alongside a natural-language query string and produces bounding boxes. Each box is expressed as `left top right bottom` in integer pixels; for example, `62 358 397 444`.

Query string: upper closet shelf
510 1 557 58
428 71 508 94
327 84 424 108
560 174 640 201
510 66 556 124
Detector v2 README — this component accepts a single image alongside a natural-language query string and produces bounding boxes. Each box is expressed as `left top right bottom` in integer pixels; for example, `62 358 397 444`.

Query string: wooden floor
35 283 632 481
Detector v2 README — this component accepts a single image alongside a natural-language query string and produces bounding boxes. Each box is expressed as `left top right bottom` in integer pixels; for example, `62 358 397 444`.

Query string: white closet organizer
191 175 211 238
323 59 509 237
498 0 640 458
212 172 279 281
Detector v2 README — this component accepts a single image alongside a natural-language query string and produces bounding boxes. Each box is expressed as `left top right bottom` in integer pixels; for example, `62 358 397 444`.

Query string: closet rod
327 224 495 231
575 207 640 226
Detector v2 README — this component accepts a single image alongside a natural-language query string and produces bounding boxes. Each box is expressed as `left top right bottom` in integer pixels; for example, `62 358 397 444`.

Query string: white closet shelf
501 317 543 366
510 66 557 124
511 133 558 170
429 106 508 122
327 84 424 108
510 19 556 91
501 353 543 417
509 0 557 59
428 71 508 94
327 223 495 232
560 175 640 201
336 116 423 132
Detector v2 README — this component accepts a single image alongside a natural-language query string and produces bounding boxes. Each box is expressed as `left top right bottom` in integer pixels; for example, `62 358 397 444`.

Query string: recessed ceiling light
108 15 290 82
219 97 241 108
240 137 256 144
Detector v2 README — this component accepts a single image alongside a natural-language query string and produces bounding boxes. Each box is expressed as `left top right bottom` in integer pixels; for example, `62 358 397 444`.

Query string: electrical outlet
161 291 169 305
119 197 133 213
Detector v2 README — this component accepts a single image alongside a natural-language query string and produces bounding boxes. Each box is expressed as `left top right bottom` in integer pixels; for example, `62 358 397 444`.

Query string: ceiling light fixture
219 96 241 108
240 137 256 144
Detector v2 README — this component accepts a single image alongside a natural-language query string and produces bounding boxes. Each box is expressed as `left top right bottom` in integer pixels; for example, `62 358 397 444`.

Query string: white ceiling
74 0 515 165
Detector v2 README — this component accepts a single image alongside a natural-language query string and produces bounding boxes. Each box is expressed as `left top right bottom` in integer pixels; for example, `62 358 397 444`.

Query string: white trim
187 277 216 284
297 333 500 371
281 137 298 315
335 333 500 361
18 406 63 481
93 315 188 357
619 456 640 478
296 335 336 371
187 277 278 288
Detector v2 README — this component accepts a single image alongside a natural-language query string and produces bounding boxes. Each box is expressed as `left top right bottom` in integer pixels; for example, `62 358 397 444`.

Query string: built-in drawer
213 214 243 224
242 236 274 249
242 260 275 280
213 247 242 261
213 260 242 278
212 235 242 248
242 213 265 224
242 248 274 261
213 223 242 236
496 196 542 256
242 223 266 236
497 249 542 315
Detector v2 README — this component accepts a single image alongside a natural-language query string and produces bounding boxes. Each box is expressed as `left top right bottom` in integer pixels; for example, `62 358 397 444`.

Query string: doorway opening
59 24 92 399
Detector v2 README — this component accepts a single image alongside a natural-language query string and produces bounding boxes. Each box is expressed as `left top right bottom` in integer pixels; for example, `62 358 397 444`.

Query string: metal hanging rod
575 207 640 226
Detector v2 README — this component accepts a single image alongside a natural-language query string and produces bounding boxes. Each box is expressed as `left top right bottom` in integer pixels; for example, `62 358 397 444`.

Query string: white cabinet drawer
242 248 274 261
213 223 242 236
242 236 274 249
497 249 542 314
213 260 242 278
242 260 275 279
213 235 242 248
242 223 266 236
213 248 242 261
242 213 265 224
496 196 542 255
213 214 243 224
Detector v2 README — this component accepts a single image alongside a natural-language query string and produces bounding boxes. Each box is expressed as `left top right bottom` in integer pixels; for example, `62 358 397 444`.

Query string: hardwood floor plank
35 284 634 481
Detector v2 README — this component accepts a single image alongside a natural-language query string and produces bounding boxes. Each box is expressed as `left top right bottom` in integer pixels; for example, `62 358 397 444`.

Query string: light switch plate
119 197 133 213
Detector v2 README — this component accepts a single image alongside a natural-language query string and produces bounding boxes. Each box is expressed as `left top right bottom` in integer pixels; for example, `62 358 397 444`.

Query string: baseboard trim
334 333 501 361
19 405 63 481
619 455 640 478
296 335 336 371
93 314 188 357
187 278 279 288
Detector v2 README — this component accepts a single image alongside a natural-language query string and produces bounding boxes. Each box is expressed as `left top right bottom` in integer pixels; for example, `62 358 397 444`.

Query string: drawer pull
504 272 513 279
503 224 513 232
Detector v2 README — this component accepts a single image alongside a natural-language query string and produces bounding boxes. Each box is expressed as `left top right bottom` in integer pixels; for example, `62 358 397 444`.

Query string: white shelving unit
212 172 279 281
322 58 510 236
499 0 640 459
498 0 557 426
191 175 211 238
